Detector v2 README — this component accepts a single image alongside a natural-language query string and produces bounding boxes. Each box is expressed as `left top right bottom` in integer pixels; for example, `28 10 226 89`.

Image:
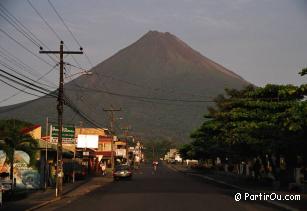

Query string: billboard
77 134 99 149
116 149 127 157
0 150 40 189
50 125 75 144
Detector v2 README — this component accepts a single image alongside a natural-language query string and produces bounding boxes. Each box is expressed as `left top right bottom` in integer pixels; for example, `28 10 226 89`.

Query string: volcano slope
0 31 249 142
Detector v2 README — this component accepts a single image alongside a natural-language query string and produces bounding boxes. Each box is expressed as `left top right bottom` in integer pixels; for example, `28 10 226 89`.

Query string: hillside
0 31 249 142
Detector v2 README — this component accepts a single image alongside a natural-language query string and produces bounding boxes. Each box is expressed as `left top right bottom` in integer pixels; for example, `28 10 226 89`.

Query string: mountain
0 31 249 142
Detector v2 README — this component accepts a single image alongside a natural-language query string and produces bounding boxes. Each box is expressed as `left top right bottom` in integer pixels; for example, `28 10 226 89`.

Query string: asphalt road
42 163 278 211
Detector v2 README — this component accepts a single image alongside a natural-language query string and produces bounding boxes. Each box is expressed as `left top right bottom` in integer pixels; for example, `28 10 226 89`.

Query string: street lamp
64 71 92 79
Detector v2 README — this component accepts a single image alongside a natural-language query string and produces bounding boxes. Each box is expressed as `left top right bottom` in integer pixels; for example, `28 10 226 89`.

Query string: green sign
50 125 75 144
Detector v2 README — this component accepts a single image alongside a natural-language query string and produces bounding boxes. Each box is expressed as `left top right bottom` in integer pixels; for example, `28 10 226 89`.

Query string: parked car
113 165 132 181
169 159 176 164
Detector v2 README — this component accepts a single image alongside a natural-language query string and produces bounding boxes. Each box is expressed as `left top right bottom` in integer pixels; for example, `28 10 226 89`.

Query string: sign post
49 124 75 196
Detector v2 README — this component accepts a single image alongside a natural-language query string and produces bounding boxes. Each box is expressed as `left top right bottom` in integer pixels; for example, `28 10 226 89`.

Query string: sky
0 0 306 106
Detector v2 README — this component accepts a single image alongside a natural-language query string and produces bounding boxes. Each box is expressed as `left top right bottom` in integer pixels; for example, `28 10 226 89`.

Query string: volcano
0 31 249 142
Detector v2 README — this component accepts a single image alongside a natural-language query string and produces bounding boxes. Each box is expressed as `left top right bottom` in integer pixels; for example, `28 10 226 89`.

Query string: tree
0 119 38 185
179 144 192 160
182 83 307 180
299 68 307 76
144 138 176 161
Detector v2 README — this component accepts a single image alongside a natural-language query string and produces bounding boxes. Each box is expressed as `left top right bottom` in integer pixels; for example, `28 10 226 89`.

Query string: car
113 165 133 181
170 159 176 164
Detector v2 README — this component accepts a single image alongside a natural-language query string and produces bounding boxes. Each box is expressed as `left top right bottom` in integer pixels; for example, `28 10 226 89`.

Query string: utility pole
40 41 82 197
152 143 155 162
103 106 121 171
45 117 49 190
121 125 131 160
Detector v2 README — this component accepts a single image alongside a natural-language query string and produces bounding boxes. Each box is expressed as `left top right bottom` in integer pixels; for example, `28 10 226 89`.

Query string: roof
21 124 41 134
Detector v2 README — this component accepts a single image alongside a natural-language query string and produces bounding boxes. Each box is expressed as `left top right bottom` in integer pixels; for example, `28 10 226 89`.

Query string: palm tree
0 119 38 188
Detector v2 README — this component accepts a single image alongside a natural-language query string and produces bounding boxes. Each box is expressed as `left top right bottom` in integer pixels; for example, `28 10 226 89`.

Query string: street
41 163 277 211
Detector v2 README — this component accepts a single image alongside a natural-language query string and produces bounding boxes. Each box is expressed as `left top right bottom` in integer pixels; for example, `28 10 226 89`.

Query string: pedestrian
100 161 106 176
253 157 261 181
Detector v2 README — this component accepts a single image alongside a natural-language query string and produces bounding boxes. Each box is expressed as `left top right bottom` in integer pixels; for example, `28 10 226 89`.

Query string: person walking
100 162 106 176
152 161 158 174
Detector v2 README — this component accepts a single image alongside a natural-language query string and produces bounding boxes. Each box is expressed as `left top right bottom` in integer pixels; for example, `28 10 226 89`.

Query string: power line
47 0 93 68
27 0 84 70
0 67 54 93
0 28 54 67
64 95 103 128
25 1 118 124
0 96 47 114
0 60 55 90
0 72 56 97
0 64 58 104
0 78 45 98
44 0 117 109
0 3 59 63
0 45 57 87
0 10 40 48
68 84 215 103
66 63 213 99
47 0 81 47
27 0 62 41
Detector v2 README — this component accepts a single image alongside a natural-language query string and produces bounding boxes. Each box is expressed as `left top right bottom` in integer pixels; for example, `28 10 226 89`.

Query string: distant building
165 148 182 162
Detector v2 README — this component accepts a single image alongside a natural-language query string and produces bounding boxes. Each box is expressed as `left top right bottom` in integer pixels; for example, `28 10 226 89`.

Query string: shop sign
50 125 75 144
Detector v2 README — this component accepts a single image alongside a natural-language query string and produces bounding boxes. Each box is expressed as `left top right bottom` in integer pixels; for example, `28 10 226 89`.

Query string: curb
25 178 92 211
167 164 298 211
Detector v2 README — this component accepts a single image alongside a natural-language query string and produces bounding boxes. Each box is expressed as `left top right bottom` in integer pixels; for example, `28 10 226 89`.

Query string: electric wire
66 63 213 99
0 64 58 104
0 11 40 48
0 68 55 94
0 60 55 89
0 78 45 98
0 28 54 67
47 0 93 68
67 84 215 103
0 3 59 63
63 95 104 128
27 0 83 70
46 0 119 114
26 1 102 124
0 47 57 87
0 72 56 97
26 0 62 41
0 67 54 93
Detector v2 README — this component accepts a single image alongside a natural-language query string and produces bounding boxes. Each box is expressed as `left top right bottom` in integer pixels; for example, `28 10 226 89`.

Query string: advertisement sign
0 150 40 189
50 125 75 144
77 134 99 149
116 149 126 157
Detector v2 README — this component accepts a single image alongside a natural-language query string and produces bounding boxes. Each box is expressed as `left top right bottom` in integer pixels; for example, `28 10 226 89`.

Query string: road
42 163 277 211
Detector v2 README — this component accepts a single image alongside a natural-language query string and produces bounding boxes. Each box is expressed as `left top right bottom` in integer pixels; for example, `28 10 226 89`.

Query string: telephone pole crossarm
40 50 83 54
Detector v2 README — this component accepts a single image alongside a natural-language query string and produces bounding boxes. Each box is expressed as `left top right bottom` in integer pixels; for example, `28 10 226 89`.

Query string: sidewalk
1 176 112 211
167 163 307 211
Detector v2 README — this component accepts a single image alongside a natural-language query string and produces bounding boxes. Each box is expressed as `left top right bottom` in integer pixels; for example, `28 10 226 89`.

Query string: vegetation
0 119 38 183
180 84 307 182
144 138 176 161
299 67 307 76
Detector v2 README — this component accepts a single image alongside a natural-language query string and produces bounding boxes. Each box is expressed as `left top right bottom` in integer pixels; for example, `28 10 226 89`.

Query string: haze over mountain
0 31 249 142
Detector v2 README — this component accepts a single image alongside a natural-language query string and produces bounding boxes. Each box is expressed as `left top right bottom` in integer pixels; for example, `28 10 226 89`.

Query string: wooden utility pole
103 106 121 171
40 41 82 197
152 143 155 161
45 117 49 190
